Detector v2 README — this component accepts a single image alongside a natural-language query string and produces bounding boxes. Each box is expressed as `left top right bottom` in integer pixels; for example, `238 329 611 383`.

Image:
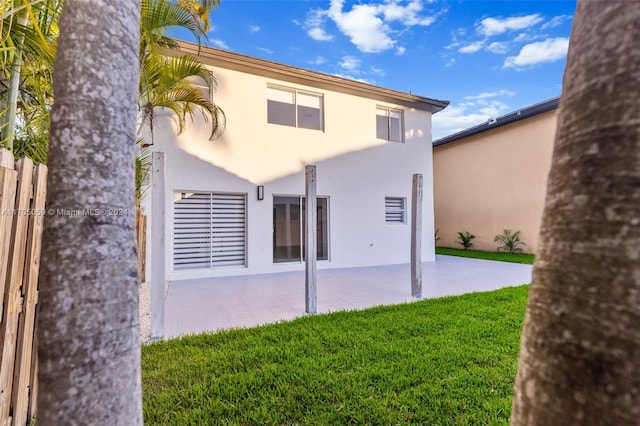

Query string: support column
305 165 317 314
150 152 166 339
411 173 423 299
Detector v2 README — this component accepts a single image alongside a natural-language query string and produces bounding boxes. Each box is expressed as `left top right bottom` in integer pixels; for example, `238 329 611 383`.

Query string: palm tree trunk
1 8 28 150
37 0 142 423
510 1 640 424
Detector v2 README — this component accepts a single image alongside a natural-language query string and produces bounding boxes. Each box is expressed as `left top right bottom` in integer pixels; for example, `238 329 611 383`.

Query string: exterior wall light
257 185 264 200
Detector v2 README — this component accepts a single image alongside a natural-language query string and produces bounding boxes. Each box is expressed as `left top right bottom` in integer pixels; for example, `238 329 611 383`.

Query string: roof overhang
169 41 449 114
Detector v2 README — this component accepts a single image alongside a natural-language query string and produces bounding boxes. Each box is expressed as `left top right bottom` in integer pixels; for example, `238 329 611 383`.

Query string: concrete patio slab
164 255 533 338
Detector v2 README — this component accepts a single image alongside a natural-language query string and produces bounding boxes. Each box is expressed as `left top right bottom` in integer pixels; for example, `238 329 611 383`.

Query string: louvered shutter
385 197 406 223
173 192 246 270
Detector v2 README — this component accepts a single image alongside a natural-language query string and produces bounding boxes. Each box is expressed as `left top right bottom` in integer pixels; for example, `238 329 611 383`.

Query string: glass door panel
302 197 329 261
273 197 301 263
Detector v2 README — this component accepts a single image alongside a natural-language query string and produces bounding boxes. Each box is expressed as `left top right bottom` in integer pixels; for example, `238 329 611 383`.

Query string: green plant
494 229 527 254
435 247 534 264
457 231 475 250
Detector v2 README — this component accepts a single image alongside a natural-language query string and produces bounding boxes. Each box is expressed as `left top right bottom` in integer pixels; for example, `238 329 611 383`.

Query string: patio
165 255 533 338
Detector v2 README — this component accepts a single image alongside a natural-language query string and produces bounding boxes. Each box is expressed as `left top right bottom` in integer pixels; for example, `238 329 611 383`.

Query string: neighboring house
143 41 448 280
433 97 559 253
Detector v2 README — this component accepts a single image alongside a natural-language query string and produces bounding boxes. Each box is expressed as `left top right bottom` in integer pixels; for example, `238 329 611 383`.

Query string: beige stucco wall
433 110 557 253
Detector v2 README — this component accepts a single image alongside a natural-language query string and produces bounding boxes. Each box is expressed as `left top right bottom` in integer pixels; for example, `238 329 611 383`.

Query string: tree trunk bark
37 0 142 424
510 1 640 425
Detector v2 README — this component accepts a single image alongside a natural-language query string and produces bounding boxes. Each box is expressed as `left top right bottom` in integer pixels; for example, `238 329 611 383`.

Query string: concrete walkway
165 255 533 338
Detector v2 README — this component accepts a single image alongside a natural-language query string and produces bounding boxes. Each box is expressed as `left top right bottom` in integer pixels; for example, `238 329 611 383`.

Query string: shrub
457 231 475 250
494 229 527 254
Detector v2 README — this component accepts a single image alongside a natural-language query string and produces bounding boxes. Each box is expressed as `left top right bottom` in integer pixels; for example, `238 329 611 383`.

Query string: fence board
0 149 47 426
0 157 34 421
11 164 47 425
0 150 17 324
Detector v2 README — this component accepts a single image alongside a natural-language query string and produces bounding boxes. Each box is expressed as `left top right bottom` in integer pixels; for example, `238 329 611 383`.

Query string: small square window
385 197 406 223
376 107 404 142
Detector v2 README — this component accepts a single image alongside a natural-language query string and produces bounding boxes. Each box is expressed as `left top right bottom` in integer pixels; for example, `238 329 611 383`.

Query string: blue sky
177 0 576 140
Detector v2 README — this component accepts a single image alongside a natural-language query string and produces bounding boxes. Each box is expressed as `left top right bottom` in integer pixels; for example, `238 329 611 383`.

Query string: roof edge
433 96 560 147
171 40 450 114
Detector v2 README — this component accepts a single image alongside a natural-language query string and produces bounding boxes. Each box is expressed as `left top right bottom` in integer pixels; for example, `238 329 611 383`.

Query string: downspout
2 9 28 151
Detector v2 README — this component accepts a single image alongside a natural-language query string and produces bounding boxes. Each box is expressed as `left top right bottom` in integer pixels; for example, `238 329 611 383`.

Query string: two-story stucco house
143 41 448 281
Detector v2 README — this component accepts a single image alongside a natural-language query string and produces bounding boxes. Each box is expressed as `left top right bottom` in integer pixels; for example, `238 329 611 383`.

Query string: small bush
494 229 527 254
457 231 475 250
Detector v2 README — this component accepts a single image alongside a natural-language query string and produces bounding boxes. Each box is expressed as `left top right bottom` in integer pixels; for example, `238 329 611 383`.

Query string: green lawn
436 247 535 264
142 285 529 425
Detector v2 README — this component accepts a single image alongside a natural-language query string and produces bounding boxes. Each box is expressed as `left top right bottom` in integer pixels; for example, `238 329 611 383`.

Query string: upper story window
376 107 403 142
267 86 324 131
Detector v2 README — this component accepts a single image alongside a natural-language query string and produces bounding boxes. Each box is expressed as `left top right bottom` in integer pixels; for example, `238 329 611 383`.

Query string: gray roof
433 96 560 147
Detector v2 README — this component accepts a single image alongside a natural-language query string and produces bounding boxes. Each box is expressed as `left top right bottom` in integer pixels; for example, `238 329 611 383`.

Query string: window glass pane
273 197 301 263
268 100 296 127
297 93 322 130
185 76 210 100
301 197 329 261
389 110 402 142
297 92 320 108
267 87 296 127
376 113 389 140
298 105 322 130
267 87 294 104
317 198 329 260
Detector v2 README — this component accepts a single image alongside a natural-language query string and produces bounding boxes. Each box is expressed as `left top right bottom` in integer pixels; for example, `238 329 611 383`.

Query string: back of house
142 41 448 280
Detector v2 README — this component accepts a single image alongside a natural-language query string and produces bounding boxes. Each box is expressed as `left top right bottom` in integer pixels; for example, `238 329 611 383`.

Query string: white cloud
432 99 510 140
305 9 334 41
257 47 274 54
332 73 373 84
478 14 543 37
210 39 229 49
458 41 484 54
396 46 406 55
305 0 438 53
249 25 260 33
380 0 436 26
309 55 327 65
370 66 386 76
513 32 535 43
308 27 334 41
339 55 361 72
328 0 394 53
504 37 569 69
464 90 515 100
486 41 509 54
541 14 571 30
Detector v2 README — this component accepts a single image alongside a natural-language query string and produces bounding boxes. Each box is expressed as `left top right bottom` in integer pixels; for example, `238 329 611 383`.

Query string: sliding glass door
273 196 328 263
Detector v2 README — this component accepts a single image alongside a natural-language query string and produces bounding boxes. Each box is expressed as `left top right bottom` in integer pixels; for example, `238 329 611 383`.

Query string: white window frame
267 85 324 131
376 106 404 143
385 197 406 224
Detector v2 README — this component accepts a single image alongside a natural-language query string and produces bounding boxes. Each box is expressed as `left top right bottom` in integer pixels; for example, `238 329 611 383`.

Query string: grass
436 247 535 264
142 285 529 425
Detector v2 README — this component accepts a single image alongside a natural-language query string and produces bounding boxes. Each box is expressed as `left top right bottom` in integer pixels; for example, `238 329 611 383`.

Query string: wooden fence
0 148 47 426
0 147 147 425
